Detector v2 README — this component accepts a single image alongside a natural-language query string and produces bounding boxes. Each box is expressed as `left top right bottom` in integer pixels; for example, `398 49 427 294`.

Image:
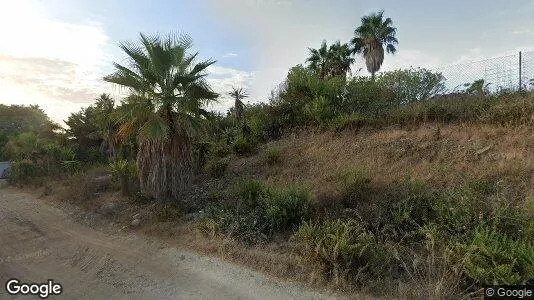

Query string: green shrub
8 159 42 184
203 179 271 244
204 203 272 245
433 184 524 237
204 158 229 178
271 65 345 128
109 159 138 196
266 186 311 230
210 141 231 158
344 77 397 117
295 219 393 284
376 68 447 105
232 137 256 155
234 179 268 207
459 228 534 285
263 146 282 165
390 182 437 231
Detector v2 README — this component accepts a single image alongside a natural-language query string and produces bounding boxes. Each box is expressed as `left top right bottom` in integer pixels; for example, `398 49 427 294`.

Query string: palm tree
228 87 248 127
104 33 218 199
306 41 330 79
350 10 398 80
93 93 117 159
327 41 355 78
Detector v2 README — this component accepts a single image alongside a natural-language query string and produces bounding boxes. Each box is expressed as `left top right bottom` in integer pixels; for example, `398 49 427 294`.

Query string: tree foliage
351 10 398 79
104 32 218 199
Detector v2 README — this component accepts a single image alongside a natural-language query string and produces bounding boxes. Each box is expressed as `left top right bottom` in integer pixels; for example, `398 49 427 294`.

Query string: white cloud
0 0 113 124
511 29 534 36
206 66 255 112
222 52 239 58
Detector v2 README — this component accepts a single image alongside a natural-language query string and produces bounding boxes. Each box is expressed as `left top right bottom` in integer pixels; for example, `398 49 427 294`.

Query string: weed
266 186 311 230
263 146 282 165
204 158 229 178
233 137 256 156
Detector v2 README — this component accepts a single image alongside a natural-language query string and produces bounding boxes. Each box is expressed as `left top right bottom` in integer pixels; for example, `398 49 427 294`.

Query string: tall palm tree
327 41 355 78
306 41 330 79
350 10 398 80
228 87 248 127
104 33 218 199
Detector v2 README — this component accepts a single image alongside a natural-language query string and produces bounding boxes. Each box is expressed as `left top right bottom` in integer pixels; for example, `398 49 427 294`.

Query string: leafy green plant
266 186 311 230
204 203 272 245
459 228 534 285
7 159 42 184
234 179 268 207
377 68 447 104
232 137 256 155
109 159 137 196
295 219 391 284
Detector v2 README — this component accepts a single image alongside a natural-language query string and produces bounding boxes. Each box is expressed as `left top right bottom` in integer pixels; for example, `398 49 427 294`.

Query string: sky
1 0 534 125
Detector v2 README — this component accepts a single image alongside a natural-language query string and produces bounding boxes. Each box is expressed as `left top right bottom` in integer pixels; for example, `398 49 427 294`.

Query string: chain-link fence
434 51 534 94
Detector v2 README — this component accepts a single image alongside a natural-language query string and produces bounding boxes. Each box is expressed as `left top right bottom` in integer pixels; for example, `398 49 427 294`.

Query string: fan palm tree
228 87 248 126
306 41 330 79
350 10 398 80
104 33 218 199
327 41 355 78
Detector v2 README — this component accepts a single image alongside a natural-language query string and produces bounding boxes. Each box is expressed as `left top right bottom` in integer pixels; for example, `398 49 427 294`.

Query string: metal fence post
519 51 522 91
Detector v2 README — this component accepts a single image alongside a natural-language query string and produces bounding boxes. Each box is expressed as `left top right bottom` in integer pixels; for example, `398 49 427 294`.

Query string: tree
93 94 118 158
307 41 355 79
64 105 104 161
350 10 398 80
327 41 355 78
306 41 330 80
104 33 218 199
0 104 59 160
228 87 248 128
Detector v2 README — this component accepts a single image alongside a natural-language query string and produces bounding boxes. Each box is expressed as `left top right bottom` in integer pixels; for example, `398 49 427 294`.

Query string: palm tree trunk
136 135 193 200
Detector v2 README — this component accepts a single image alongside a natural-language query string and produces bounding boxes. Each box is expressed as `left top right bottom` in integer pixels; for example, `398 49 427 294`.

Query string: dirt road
0 188 340 300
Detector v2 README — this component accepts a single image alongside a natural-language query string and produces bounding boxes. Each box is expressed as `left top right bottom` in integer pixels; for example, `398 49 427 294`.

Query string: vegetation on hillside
2 9 534 298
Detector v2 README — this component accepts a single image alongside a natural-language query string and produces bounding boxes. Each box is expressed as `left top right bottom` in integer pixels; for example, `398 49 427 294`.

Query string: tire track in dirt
0 188 342 300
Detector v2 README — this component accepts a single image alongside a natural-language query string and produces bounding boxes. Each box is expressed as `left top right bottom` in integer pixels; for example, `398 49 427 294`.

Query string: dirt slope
0 188 342 300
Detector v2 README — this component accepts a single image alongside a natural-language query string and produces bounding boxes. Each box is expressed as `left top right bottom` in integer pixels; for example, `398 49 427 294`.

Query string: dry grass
228 123 534 202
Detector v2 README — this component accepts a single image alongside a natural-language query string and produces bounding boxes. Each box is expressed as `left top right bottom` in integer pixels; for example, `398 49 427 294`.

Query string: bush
271 65 345 128
109 159 138 196
8 159 42 184
232 137 256 156
295 219 393 284
234 179 268 207
210 141 231 158
344 77 397 117
377 68 447 105
204 203 272 245
263 146 282 165
266 186 311 230
204 158 229 178
459 228 534 285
